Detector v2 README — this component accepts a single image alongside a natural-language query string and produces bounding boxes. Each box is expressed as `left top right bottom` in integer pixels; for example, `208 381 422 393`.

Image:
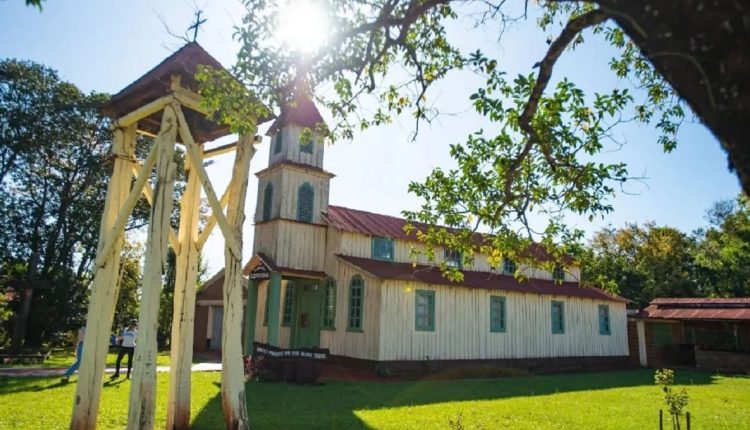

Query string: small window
262 183 273 221
502 258 516 275
371 237 394 261
490 296 506 333
297 183 314 222
552 264 565 282
415 290 435 331
347 276 364 331
300 136 314 154
598 305 611 335
653 323 674 348
322 278 337 329
445 249 462 269
551 300 565 334
281 283 294 326
274 132 283 154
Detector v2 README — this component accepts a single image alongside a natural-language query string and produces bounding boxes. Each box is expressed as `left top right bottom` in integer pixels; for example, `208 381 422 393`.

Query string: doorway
210 306 223 351
290 280 322 348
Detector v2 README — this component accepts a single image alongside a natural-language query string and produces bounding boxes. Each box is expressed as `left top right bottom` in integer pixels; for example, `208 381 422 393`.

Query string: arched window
300 135 313 154
502 258 516 275
322 278 336 329
347 275 364 331
297 182 314 222
262 183 273 221
274 131 282 154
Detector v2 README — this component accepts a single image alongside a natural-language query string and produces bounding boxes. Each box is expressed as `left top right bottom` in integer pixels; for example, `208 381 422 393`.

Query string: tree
207 0 748 270
693 195 750 298
580 223 698 307
113 242 142 335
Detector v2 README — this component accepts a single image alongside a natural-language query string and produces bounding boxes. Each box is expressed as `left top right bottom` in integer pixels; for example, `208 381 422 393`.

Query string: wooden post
220 134 256 430
126 105 178 430
70 124 136 430
266 272 282 347
165 126 203 430
243 280 259 355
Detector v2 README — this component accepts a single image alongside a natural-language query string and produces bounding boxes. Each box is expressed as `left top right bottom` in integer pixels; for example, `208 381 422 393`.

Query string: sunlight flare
276 0 329 52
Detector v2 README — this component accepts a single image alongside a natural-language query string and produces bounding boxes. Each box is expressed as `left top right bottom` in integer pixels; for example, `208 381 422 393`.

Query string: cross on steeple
188 10 207 42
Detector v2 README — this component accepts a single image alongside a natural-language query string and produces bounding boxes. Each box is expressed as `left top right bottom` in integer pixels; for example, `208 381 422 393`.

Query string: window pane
348 277 364 330
282 283 294 325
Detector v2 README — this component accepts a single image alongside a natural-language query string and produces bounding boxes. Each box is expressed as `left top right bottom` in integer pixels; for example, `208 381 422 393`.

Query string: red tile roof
267 96 326 134
336 254 628 303
324 205 569 263
643 298 750 321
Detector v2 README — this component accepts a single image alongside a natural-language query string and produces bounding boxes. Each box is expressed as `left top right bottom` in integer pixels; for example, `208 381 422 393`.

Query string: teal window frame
551 300 565 334
347 275 364 331
281 283 294 326
552 264 565 282
415 290 435 332
262 183 273 221
490 296 506 333
297 182 314 222
273 132 282 154
502 258 516 275
321 278 337 330
598 304 611 335
371 236 394 261
445 249 462 269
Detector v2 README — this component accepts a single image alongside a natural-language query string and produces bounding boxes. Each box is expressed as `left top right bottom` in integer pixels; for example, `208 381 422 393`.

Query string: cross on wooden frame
188 10 207 43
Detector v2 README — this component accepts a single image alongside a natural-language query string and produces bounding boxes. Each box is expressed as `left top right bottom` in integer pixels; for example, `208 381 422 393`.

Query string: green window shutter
371 237 394 261
281 283 294 326
551 300 565 334
347 276 364 331
274 132 282 154
490 296 506 332
598 305 611 335
262 183 273 221
300 136 314 154
322 278 337 329
297 183 314 222
415 290 435 331
502 258 516 275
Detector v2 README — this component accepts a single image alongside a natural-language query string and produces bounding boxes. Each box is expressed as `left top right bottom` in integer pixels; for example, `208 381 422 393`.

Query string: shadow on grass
191 369 719 430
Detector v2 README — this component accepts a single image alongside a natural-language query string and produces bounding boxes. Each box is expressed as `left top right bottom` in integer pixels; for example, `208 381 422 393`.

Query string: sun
276 0 329 53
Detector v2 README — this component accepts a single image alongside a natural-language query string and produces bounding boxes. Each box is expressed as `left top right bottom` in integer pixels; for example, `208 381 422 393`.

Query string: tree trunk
165 143 202 430
594 0 750 191
126 105 178 430
70 125 136 430
10 252 39 353
221 134 256 430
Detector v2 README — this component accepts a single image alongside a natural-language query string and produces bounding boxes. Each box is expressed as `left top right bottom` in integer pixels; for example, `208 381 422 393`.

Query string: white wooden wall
253 220 327 271
377 280 628 361
269 125 325 168
252 279 292 348
335 231 580 282
254 166 330 225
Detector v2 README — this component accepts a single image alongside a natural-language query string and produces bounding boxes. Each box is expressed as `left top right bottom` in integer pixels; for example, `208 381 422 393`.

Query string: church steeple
266 95 327 169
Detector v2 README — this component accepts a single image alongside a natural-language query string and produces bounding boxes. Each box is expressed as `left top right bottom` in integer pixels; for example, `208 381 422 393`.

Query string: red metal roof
324 205 568 263
643 298 750 321
267 96 326 134
337 254 628 303
243 252 327 280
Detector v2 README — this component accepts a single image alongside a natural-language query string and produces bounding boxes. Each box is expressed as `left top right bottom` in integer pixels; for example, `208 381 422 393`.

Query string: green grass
0 348 172 368
0 370 748 429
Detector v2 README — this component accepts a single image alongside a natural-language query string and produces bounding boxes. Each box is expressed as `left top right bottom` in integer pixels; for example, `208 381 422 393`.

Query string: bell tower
252 96 333 268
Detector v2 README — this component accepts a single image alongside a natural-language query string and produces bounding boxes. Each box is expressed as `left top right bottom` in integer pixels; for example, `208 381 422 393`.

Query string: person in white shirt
111 320 137 379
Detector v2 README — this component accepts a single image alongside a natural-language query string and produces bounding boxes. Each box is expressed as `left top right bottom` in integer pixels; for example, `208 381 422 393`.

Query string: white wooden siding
317 258 381 360
269 125 325 168
334 230 579 282
252 279 292 348
377 280 628 361
253 220 327 271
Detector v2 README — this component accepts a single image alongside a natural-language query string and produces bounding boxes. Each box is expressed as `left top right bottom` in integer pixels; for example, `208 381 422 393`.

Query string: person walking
61 325 85 383
111 320 137 379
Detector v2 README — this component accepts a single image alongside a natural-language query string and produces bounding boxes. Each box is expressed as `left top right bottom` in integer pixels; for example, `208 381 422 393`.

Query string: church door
291 282 322 348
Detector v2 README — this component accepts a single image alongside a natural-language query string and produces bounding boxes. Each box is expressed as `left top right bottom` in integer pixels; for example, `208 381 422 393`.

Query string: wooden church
195 98 631 371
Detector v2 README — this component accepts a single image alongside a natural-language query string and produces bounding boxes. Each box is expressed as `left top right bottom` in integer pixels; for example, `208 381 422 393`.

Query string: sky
0 0 742 275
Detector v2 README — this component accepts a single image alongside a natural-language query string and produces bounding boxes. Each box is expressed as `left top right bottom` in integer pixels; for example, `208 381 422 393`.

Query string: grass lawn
0 348 172 368
0 369 748 429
